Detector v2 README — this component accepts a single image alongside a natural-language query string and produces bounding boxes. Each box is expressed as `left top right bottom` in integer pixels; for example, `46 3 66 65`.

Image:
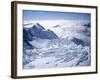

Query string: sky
23 10 91 21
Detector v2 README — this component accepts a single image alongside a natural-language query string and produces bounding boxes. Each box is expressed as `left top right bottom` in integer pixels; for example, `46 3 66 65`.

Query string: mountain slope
23 23 58 49
24 23 58 40
23 21 91 69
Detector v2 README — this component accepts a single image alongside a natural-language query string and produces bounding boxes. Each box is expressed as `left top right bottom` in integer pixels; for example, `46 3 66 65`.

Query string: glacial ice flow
23 20 91 69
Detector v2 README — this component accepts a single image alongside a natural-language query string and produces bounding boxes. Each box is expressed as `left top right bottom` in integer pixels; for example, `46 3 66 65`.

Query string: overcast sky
23 10 91 21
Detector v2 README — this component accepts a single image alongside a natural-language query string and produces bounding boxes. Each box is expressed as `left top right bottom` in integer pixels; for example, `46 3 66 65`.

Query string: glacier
23 20 91 69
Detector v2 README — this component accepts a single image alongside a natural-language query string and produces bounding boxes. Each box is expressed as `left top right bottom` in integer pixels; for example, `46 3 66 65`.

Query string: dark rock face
83 23 91 28
23 23 58 49
23 40 33 49
71 37 84 46
67 36 84 46
28 23 58 40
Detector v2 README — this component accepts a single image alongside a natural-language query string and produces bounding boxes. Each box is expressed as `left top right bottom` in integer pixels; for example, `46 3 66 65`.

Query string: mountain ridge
23 23 58 49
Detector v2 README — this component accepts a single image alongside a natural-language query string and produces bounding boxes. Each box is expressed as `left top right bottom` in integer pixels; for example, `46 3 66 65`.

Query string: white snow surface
23 20 91 69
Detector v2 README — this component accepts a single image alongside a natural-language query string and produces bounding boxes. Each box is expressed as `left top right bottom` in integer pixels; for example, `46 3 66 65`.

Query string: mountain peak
23 23 58 41
33 23 45 30
67 36 84 45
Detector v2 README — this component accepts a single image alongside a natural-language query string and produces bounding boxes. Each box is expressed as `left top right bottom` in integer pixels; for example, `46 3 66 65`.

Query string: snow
23 45 90 69
23 20 91 69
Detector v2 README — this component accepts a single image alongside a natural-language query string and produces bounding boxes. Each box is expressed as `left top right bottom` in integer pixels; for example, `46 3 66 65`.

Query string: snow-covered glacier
23 20 91 69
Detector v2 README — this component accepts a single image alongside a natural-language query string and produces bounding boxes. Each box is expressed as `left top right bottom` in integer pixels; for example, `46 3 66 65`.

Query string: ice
23 39 90 69
23 20 91 69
